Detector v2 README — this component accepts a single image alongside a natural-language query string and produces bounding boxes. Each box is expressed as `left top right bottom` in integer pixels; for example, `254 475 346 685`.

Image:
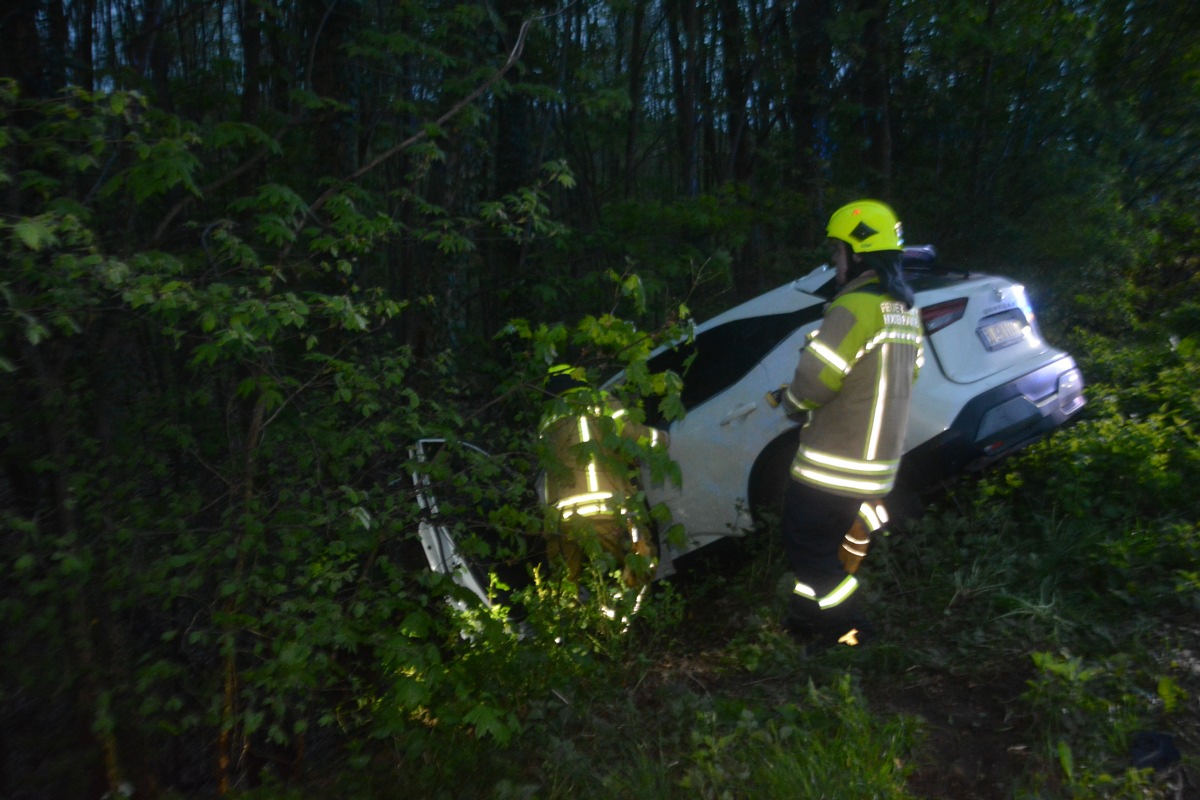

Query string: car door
641 295 827 558
650 361 770 553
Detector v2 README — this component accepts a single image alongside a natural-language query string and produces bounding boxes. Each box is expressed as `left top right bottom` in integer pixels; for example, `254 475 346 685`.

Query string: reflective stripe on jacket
784 274 923 499
539 398 664 518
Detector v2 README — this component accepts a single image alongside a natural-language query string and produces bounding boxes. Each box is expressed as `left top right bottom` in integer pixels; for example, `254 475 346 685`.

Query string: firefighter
538 377 665 591
780 199 923 647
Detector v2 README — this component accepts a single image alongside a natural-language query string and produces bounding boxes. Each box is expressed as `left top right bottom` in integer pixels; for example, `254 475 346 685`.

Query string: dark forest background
2 1 1198 796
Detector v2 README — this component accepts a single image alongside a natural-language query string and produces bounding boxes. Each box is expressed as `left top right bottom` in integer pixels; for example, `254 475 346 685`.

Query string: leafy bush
1020 651 1189 799
0 81 685 794
981 314 1200 528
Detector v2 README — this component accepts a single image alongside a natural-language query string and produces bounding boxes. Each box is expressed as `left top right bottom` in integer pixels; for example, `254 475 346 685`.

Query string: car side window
644 306 824 427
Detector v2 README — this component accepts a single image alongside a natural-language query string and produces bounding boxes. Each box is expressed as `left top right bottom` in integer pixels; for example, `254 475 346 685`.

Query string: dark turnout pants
780 478 866 634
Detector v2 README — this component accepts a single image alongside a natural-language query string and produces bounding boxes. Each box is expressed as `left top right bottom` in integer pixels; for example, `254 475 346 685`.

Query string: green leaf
1157 676 1186 713
1056 740 1074 781
391 674 431 709
12 217 58 251
400 610 432 638
257 214 296 246
462 703 515 745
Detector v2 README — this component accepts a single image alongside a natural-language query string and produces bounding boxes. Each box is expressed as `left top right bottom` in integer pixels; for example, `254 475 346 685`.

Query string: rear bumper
899 355 1086 487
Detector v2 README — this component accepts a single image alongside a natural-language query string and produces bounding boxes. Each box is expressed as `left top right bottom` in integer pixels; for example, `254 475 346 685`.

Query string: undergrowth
240 308 1200 799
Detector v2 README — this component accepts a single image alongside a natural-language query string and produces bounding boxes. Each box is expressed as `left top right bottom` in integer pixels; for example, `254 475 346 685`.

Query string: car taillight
1058 368 1085 414
921 298 968 334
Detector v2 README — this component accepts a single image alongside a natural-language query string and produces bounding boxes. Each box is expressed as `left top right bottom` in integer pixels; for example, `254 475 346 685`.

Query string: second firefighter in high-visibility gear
538 386 667 594
780 199 923 647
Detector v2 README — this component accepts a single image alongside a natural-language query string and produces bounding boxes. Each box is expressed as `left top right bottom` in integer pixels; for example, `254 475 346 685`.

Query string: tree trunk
856 0 893 196
308 2 349 175
624 0 648 198
787 0 834 226
239 0 263 124
75 0 98 91
667 0 701 196
717 0 752 184
0 0 48 96
968 0 999 199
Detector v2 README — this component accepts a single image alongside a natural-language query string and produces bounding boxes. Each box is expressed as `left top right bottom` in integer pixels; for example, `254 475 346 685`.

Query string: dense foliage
1 1 1198 796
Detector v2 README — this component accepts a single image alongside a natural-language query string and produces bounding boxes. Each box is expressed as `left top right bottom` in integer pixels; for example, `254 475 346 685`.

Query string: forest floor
657 541 1198 800
874 661 1037 799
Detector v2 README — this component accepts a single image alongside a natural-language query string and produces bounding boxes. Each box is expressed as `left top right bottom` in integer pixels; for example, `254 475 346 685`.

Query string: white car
412 247 1087 603
629 246 1085 575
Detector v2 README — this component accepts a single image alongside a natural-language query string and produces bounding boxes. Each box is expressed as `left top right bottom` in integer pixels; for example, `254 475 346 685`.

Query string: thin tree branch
150 141 270 245
153 10 552 253
299 15 539 226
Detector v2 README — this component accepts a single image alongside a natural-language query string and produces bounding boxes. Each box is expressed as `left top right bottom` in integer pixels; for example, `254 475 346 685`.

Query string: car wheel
747 429 801 530
882 479 927 531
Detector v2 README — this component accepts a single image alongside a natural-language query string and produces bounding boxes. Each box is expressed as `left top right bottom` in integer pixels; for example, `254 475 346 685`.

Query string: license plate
979 319 1025 350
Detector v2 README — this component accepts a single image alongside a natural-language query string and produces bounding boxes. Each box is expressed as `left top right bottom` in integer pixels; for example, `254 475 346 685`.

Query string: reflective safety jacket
784 273 923 499
539 399 664 523
538 395 667 585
